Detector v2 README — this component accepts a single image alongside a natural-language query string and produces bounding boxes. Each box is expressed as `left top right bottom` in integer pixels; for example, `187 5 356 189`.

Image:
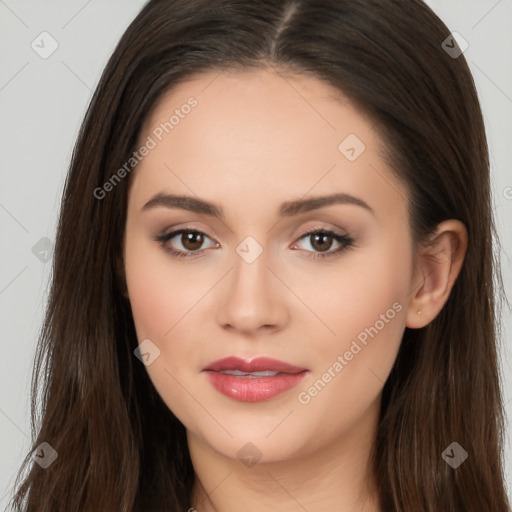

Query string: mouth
210 369 291 378
202 356 307 374
202 356 309 402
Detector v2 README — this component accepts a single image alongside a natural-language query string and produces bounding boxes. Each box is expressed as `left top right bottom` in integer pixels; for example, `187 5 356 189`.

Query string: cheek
125 232 205 341
124 233 205 423
293 234 411 423
292 235 411 394
125 256 174 340
124 231 226 393
290 232 411 350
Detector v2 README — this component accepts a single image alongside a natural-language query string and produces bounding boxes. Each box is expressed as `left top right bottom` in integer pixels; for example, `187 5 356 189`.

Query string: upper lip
202 357 307 374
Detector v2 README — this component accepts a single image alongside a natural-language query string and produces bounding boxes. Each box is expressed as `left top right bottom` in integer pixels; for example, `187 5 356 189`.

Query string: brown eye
181 231 205 251
293 229 355 259
154 228 218 259
309 232 334 252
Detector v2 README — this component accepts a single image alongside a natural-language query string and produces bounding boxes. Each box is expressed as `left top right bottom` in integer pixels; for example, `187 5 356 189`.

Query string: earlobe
405 219 468 329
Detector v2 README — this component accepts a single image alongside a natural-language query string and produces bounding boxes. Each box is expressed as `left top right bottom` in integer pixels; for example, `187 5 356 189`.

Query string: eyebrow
142 192 374 218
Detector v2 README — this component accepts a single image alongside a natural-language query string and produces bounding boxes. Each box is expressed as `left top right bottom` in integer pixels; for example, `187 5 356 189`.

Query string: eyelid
291 225 348 244
290 227 355 257
157 228 218 248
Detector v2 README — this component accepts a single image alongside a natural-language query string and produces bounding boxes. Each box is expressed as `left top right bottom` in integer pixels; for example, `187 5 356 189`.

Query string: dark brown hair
8 0 510 510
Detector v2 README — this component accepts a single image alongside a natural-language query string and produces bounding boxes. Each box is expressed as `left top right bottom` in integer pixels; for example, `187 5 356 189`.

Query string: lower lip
204 370 309 402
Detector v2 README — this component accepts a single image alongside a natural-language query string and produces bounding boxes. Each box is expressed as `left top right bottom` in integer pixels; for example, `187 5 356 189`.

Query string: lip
202 357 309 402
202 356 307 374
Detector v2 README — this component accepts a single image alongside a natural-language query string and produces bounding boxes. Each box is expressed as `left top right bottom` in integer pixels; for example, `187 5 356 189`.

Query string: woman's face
123 67 415 464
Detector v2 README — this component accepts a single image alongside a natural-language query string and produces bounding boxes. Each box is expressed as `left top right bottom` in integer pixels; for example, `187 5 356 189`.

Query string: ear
115 254 130 299
405 219 468 329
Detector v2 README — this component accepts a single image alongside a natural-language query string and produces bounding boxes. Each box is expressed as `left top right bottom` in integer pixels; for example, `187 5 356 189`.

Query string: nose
215 247 290 336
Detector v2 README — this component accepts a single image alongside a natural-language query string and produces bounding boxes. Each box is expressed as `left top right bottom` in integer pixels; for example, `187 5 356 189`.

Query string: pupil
312 233 332 252
183 232 203 251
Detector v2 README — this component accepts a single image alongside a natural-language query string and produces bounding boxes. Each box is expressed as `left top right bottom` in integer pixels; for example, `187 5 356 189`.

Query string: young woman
8 0 510 510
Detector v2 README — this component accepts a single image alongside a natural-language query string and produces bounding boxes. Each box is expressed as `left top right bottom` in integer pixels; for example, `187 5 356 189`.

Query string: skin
122 67 467 512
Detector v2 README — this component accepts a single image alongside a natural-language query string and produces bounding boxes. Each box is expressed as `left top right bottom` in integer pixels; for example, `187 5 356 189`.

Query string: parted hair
9 1 510 510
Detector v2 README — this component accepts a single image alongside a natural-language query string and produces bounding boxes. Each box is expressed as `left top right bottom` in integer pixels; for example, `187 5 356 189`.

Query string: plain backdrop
1 0 511 509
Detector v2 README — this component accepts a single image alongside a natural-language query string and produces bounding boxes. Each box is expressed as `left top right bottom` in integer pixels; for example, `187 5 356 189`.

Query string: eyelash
153 227 355 261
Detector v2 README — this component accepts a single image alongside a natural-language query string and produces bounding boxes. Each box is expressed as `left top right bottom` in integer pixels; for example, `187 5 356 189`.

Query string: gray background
1 0 511 508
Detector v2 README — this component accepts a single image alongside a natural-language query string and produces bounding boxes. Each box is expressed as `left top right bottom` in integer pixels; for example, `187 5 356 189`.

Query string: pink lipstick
202 356 309 402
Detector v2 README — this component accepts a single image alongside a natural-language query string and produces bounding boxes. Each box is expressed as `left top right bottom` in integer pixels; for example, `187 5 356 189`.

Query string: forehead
140 67 372 153
130 68 407 223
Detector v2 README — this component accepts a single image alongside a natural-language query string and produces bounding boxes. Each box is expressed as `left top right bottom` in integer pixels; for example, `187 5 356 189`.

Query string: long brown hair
8 0 510 510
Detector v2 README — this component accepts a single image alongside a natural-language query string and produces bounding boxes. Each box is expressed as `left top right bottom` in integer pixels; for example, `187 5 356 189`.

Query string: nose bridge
215 236 289 333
